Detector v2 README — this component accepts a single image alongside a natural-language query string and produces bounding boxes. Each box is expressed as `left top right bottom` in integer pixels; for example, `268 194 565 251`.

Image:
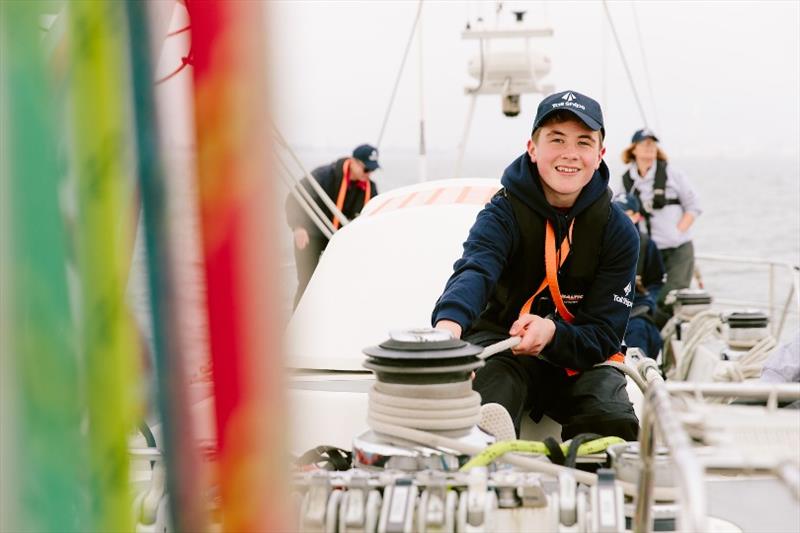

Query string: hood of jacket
500 152 611 225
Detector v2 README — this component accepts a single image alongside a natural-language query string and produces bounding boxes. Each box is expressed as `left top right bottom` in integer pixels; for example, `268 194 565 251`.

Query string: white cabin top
285 178 501 371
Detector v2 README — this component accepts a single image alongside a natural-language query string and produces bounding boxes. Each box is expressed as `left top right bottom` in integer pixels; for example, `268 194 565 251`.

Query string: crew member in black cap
432 90 640 442
620 130 702 326
285 144 380 308
613 193 665 360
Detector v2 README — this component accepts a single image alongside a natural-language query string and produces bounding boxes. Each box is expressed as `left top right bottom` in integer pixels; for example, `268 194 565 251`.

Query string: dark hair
531 110 605 145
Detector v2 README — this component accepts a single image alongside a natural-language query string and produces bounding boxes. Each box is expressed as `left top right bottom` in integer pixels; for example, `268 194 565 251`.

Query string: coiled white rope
670 311 723 380
712 335 778 383
367 383 481 432
366 337 521 433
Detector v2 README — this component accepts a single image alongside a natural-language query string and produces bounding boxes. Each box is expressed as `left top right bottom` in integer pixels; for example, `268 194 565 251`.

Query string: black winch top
363 328 484 360
362 328 484 384
674 289 712 306
726 310 769 329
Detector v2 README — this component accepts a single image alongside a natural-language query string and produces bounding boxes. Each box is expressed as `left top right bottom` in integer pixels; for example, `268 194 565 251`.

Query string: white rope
673 314 723 381
478 336 521 359
597 360 649 393
367 379 481 433
712 335 778 383
364 338 522 433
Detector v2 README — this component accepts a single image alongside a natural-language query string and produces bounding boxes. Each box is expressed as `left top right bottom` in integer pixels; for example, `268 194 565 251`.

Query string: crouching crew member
613 193 666 360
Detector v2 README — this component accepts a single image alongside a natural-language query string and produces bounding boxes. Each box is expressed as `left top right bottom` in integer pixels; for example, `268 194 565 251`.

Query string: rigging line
166 25 190 37
631 2 661 132
601 0 649 127
376 0 424 149
154 52 192 85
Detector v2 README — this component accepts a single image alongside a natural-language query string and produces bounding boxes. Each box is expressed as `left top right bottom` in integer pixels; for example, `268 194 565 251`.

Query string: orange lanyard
518 219 623 376
519 220 574 318
332 159 371 230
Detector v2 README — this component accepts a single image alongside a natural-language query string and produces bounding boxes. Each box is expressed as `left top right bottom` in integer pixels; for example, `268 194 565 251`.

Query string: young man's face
527 119 605 207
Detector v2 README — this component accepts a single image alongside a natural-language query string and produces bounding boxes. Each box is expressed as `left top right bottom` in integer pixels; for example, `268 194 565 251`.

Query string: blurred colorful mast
1 2 89 530
187 0 292 530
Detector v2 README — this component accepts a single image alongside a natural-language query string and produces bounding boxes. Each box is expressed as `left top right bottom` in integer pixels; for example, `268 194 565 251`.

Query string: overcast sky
268 0 799 163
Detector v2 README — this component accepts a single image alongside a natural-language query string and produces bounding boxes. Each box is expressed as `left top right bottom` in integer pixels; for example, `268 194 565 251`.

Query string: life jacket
470 186 625 374
622 160 680 234
471 187 612 334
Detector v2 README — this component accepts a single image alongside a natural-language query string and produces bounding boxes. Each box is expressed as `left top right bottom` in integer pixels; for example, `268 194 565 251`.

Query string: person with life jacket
612 193 666 360
432 90 640 442
621 130 702 325
285 144 380 308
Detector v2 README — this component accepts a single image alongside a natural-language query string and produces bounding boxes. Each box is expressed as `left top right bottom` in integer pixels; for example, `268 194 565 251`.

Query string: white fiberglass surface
286 178 499 371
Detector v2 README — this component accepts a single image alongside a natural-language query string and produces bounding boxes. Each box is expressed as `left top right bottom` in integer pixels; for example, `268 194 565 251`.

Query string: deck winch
354 328 492 470
671 288 713 320
722 310 772 362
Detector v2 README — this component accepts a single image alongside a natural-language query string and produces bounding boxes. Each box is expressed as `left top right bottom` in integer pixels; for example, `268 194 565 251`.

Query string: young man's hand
294 227 310 249
509 314 555 356
434 320 462 339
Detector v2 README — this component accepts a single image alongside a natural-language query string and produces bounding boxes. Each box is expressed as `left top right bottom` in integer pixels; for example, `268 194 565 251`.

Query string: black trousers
292 235 327 309
467 332 639 441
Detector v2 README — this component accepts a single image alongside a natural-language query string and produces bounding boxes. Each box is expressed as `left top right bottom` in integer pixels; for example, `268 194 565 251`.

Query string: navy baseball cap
631 128 659 144
613 192 642 214
532 90 605 137
352 144 380 171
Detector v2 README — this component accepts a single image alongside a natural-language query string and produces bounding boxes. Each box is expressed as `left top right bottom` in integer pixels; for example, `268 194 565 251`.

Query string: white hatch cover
285 178 500 371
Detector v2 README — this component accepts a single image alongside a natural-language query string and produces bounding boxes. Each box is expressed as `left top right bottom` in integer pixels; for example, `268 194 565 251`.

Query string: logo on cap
369 150 378 161
551 92 586 111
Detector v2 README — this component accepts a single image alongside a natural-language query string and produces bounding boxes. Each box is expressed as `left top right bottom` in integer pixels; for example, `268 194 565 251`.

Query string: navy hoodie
432 153 639 370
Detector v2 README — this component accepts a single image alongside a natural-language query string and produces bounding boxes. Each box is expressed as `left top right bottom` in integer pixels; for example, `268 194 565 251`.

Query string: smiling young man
432 90 640 441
